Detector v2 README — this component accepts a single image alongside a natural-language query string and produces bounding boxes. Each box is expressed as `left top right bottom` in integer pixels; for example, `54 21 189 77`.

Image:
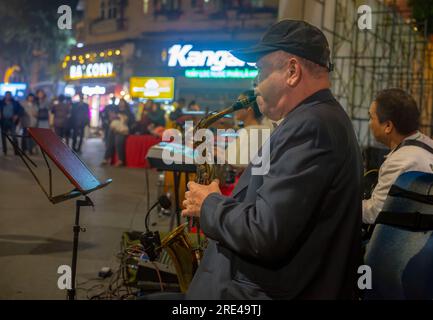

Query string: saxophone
160 92 257 293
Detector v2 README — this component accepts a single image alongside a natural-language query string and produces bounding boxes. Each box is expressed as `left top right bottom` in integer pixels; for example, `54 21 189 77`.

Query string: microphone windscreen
158 195 172 209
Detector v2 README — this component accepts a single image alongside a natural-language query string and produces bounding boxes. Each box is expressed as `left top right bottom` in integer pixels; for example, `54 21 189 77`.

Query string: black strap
376 210 433 231
374 139 433 230
388 185 433 205
395 139 433 155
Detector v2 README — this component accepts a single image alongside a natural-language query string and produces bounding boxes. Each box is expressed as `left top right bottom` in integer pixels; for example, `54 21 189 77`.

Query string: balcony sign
130 77 174 100
69 62 114 80
167 44 256 79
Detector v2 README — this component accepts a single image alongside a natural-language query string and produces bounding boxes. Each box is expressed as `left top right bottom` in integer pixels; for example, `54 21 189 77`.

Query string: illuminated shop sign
82 85 106 96
64 85 76 96
0 82 27 97
69 62 114 80
130 77 175 100
166 44 257 79
185 68 258 79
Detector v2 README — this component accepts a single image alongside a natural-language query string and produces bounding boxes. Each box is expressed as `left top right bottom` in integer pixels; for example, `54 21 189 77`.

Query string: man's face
254 53 287 121
5 92 12 101
369 101 389 145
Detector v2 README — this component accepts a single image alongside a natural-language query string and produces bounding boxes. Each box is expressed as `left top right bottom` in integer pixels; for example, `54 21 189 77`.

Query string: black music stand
4 128 112 300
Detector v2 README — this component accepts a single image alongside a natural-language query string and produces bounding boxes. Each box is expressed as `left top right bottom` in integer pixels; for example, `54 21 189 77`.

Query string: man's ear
384 120 393 134
286 59 302 87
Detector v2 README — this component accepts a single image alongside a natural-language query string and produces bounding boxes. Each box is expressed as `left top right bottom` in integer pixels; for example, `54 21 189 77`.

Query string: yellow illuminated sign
4 65 20 83
130 77 175 100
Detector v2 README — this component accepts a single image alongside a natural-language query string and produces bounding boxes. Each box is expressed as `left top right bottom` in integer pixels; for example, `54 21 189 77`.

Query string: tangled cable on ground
78 241 165 300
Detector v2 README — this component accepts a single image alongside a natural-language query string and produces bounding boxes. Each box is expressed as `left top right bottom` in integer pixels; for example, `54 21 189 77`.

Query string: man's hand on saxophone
181 180 221 218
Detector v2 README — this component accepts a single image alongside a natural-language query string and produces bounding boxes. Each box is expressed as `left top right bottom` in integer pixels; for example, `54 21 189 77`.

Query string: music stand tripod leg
67 196 93 300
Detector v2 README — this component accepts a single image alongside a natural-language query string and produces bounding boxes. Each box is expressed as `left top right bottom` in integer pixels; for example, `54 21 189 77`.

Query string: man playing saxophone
182 20 363 299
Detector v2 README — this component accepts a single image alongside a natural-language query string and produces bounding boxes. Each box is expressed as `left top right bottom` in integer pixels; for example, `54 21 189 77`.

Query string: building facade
62 0 278 117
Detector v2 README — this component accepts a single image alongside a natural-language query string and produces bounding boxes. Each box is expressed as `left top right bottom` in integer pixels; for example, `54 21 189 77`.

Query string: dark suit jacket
186 89 363 300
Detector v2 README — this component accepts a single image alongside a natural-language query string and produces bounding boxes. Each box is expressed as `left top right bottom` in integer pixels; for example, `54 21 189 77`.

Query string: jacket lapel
231 165 252 198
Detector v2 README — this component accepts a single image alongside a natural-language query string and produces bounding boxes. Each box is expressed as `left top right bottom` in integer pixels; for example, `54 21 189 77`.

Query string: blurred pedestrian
148 101 166 128
134 101 152 135
64 96 73 146
102 98 134 167
51 95 71 139
169 97 193 129
35 89 50 129
70 93 90 153
0 91 24 155
100 97 118 144
187 100 201 111
20 93 38 154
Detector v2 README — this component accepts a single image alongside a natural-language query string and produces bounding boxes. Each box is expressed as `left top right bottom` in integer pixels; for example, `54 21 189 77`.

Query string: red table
125 134 161 168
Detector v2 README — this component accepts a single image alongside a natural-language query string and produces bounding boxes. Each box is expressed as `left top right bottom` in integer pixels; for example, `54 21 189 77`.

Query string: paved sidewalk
0 138 172 299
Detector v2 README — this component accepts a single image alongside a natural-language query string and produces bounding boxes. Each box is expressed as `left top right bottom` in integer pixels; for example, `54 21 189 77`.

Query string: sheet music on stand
5 128 112 300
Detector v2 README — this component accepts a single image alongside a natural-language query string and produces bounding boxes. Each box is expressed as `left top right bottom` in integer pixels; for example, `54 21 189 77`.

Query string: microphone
232 90 257 111
158 195 172 211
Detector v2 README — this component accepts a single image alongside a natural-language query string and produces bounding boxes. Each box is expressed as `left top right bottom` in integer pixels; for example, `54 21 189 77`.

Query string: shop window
155 0 182 11
206 0 240 19
108 0 118 19
143 0 150 14
213 0 235 11
191 0 204 8
100 0 120 20
237 0 266 9
237 0 277 15
153 0 183 19
100 0 106 19
251 0 264 8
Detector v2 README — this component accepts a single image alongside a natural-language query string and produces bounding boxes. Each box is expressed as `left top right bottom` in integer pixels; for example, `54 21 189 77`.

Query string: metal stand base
67 196 93 300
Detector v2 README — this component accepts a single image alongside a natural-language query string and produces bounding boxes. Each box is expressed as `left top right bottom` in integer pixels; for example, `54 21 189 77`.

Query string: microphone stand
145 202 159 233
142 196 171 261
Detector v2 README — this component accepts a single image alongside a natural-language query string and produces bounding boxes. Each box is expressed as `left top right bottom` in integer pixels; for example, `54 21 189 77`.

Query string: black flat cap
232 19 333 71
